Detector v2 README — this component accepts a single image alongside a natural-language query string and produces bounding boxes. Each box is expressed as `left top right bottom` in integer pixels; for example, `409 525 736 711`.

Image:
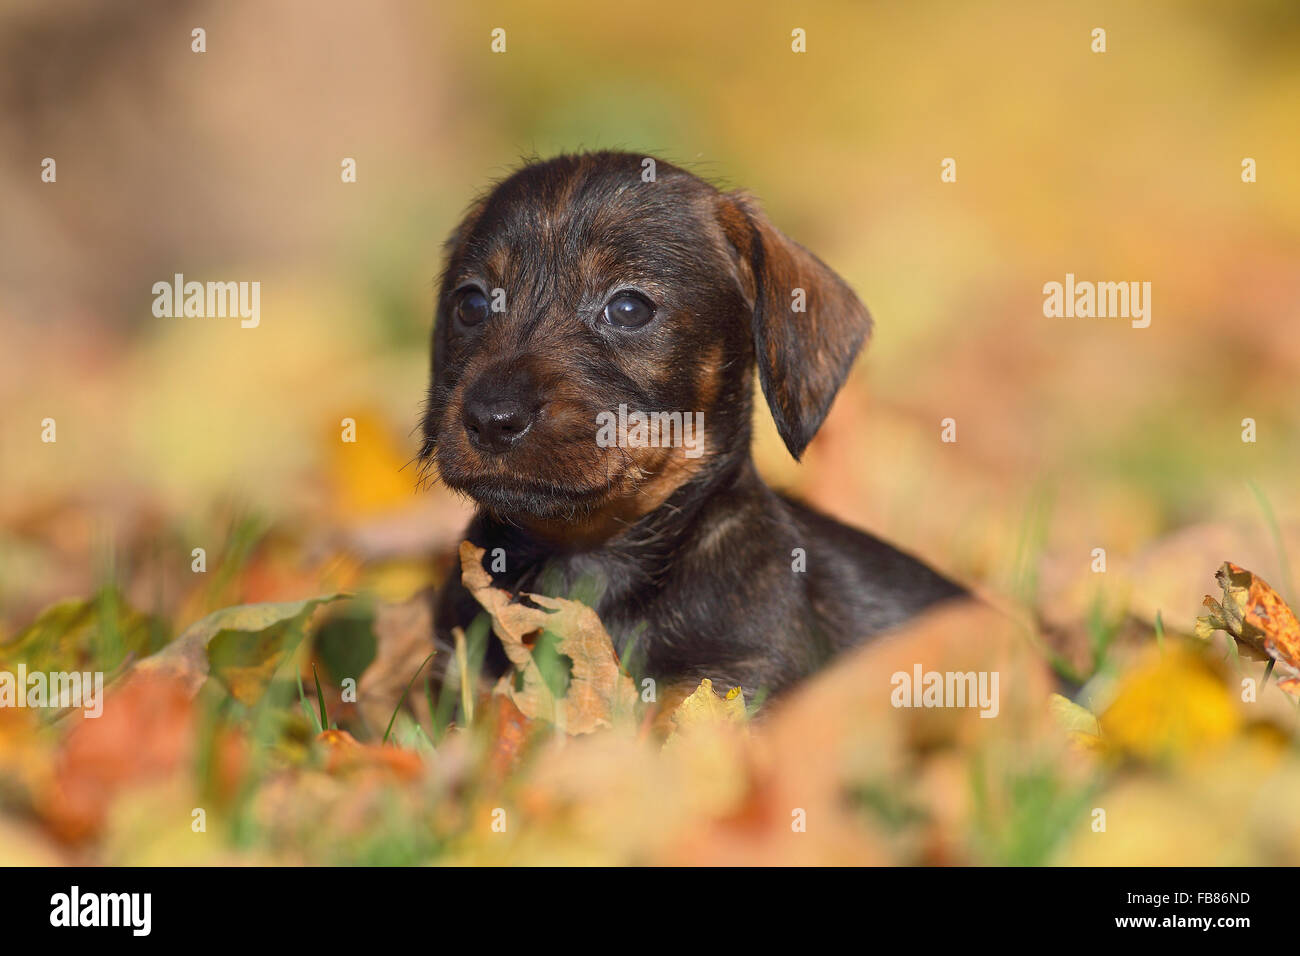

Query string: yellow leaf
328 409 414 517
666 679 748 743
1098 648 1239 761
1048 692 1103 752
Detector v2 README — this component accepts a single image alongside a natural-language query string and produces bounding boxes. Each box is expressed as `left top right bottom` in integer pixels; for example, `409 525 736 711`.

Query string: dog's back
778 494 966 653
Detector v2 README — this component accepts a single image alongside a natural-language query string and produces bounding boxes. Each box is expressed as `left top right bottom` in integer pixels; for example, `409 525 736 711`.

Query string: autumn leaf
666 679 747 745
315 728 424 780
1195 561 1300 695
1048 692 1104 753
485 694 537 778
1126 520 1300 635
132 594 348 702
356 592 436 733
1097 648 1240 761
458 541 638 734
0 591 166 675
42 672 196 843
327 409 417 518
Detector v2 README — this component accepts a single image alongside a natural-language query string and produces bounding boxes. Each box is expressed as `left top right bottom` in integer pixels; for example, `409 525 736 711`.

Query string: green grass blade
383 652 435 745
297 669 322 734
312 663 330 730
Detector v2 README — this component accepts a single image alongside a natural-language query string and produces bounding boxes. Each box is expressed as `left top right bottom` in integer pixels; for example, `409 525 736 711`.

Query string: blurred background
1 0 1298 865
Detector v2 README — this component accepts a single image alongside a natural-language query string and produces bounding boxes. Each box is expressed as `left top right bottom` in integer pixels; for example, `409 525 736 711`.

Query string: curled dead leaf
458 541 638 734
1195 562 1300 695
133 594 348 701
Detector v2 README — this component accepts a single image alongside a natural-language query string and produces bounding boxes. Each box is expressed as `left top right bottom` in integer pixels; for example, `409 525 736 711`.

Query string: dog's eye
602 291 656 329
454 289 491 328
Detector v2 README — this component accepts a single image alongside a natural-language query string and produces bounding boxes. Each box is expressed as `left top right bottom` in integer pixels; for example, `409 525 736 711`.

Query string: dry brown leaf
459 541 638 734
1128 521 1300 634
356 591 436 732
1196 561 1300 695
130 594 345 700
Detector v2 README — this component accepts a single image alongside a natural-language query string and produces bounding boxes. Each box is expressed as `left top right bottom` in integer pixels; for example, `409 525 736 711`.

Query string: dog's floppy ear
717 191 873 460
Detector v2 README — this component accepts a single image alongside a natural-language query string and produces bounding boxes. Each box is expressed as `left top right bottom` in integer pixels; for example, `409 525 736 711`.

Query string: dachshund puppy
420 151 963 700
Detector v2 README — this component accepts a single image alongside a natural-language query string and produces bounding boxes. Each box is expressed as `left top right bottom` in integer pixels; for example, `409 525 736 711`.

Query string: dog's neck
470 445 765 588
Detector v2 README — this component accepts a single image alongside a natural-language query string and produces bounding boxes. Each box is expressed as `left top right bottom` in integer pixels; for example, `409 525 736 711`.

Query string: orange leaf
1196 562 1300 695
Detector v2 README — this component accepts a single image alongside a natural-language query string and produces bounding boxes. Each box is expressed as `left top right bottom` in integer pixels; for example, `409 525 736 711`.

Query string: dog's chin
430 434 624 520
446 473 616 520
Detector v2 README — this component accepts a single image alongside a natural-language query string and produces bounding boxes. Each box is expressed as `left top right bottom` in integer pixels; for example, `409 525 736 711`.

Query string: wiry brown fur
418 152 964 700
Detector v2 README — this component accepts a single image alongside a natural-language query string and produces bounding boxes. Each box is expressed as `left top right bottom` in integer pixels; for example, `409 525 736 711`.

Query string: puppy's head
420 152 872 533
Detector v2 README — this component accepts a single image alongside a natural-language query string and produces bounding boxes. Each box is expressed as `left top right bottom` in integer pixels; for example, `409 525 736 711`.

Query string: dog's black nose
462 393 534 454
